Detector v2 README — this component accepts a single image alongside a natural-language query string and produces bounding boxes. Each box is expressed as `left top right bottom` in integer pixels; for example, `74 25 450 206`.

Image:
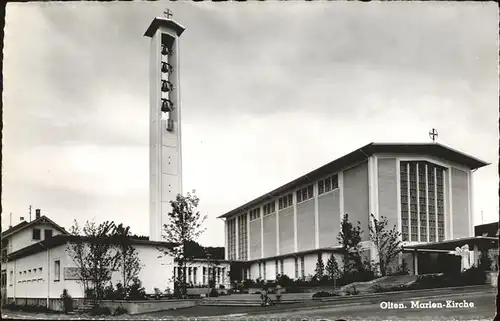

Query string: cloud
2 1 498 246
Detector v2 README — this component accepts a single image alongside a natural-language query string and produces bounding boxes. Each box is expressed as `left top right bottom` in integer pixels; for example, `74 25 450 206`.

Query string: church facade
219 142 493 280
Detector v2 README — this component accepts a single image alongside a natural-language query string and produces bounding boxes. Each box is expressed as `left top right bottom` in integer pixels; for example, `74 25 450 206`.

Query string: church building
219 142 496 280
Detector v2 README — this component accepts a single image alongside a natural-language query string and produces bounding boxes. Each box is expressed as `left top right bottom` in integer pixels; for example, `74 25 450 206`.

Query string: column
276 199 280 255
247 211 251 260
260 207 264 258
224 220 228 260
235 216 240 260
293 193 298 252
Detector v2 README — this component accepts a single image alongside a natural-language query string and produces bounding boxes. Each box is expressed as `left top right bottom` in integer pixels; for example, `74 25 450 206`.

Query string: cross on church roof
429 128 438 143
163 9 173 19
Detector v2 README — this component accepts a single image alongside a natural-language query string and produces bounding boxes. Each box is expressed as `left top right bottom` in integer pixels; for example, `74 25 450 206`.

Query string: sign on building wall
64 267 80 280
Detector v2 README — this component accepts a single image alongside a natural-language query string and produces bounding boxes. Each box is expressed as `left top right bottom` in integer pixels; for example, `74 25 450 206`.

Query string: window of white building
32 228 41 240
54 260 60 282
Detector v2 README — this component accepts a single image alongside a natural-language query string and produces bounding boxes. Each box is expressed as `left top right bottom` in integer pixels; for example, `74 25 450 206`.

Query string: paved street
2 288 497 320
145 288 496 321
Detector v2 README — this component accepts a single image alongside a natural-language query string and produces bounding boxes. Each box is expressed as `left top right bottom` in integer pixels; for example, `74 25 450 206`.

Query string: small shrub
312 291 335 298
85 288 97 300
219 284 225 290
115 282 127 300
128 278 147 300
276 274 294 287
89 306 112 316
3 302 17 310
60 289 73 313
208 288 219 297
103 284 115 299
113 306 128 315
242 278 255 288
462 266 486 285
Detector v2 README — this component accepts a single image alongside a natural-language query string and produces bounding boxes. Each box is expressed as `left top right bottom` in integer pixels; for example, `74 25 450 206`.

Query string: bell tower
145 12 185 241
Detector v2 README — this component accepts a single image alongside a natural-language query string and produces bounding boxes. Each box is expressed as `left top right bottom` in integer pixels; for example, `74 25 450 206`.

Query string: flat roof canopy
219 142 490 219
402 236 498 253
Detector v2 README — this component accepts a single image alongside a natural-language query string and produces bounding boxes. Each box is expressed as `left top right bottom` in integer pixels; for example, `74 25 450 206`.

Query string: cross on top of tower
163 9 173 19
429 128 438 143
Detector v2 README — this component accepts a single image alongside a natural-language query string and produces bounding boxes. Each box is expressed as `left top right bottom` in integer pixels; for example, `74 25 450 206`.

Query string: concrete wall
377 158 399 231
318 189 340 248
343 161 369 240
9 223 64 253
133 244 174 293
262 214 277 257
451 168 470 239
249 219 262 260
278 207 294 255
296 199 315 251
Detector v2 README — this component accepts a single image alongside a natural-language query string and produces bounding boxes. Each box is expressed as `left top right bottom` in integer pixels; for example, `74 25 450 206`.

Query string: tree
325 253 341 287
314 253 325 281
66 219 121 304
158 191 207 298
368 214 402 276
113 224 144 297
337 213 364 274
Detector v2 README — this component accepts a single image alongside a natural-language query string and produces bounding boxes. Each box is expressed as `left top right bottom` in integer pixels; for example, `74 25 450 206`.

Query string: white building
1 214 230 306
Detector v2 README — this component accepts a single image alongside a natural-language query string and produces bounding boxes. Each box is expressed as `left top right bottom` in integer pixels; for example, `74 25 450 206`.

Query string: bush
85 288 97 300
113 306 128 315
4 303 55 313
208 288 219 297
462 266 487 285
312 291 336 298
242 278 256 288
89 306 112 316
128 278 147 300
219 284 225 290
60 289 73 313
103 284 115 300
390 260 410 276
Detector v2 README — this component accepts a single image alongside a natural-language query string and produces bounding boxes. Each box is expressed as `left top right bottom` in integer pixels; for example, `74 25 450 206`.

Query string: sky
2 1 498 247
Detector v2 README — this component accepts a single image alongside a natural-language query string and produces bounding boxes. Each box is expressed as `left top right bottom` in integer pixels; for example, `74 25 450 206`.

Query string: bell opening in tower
160 34 175 122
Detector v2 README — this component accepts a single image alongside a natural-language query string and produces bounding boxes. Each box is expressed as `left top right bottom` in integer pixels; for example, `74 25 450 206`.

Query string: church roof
218 142 489 219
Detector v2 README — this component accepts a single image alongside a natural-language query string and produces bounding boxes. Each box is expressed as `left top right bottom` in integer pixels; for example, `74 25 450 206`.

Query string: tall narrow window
275 260 279 276
263 261 266 280
400 162 409 241
193 267 197 285
44 229 53 240
436 168 445 241
280 259 284 275
54 260 60 282
9 270 13 286
203 267 206 285
32 228 41 240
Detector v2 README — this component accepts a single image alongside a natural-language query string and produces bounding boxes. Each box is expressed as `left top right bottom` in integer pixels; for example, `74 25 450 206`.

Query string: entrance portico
402 236 498 275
